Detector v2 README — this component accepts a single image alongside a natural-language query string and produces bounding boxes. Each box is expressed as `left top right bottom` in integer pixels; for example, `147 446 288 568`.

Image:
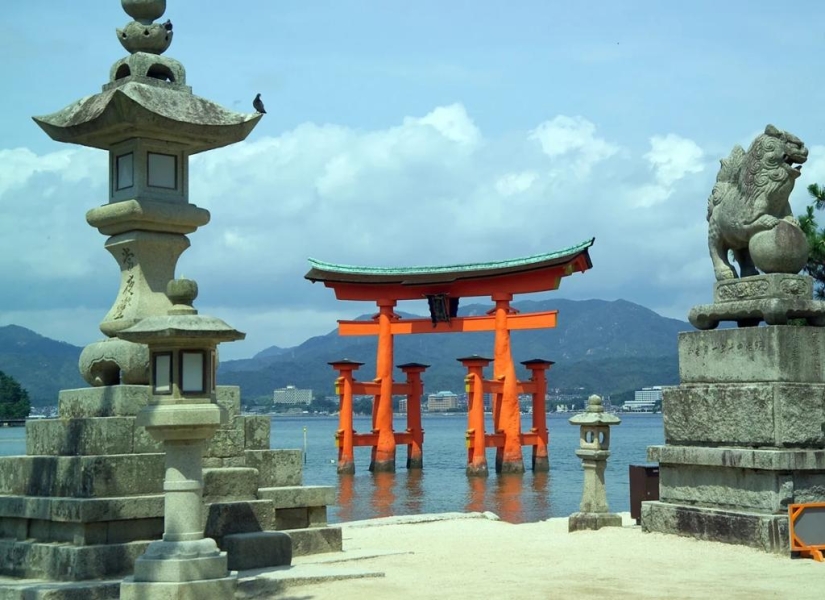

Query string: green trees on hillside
799 183 825 299
0 370 31 419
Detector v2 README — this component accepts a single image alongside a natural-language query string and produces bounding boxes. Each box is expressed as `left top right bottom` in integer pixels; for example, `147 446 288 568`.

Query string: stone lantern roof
117 278 245 345
32 0 260 154
569 394 621 426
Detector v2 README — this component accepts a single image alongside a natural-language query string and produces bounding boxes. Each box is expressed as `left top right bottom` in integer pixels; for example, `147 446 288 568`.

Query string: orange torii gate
305 238 594 475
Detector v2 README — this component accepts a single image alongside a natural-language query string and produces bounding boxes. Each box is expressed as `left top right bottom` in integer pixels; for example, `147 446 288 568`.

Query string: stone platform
688 274 825 329
642 324 825 552
0 385 340 592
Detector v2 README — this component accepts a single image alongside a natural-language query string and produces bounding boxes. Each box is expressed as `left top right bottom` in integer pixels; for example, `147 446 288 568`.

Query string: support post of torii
399 362 428 469
459 355 492 477
330 359 363 475
522 359 554 472
371 299 398 472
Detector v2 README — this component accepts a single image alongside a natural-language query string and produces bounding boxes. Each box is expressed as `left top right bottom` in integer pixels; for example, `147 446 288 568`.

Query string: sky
2 1 825 360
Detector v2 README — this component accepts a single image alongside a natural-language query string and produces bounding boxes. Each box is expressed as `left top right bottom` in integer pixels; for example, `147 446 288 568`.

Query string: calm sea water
0 413 663 524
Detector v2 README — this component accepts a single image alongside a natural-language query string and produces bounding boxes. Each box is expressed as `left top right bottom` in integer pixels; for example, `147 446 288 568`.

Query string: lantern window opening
152 351 173 394
115 152 134 191
147 152 177 189
147 63 175 83
114 64 131 80
180 350 207 394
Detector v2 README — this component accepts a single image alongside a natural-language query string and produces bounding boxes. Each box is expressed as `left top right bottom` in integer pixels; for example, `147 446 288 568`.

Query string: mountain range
0 298 690 406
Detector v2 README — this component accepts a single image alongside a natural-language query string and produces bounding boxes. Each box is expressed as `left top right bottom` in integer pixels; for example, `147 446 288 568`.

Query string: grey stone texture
644 315 825 552
705 125 808 282
0 386 340 584
221 531 292 571
677 325 825 384
642 502 789 553
689 274 825 330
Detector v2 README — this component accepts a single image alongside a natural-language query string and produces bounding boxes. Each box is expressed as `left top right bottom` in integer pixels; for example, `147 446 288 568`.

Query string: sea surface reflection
0 413 664 524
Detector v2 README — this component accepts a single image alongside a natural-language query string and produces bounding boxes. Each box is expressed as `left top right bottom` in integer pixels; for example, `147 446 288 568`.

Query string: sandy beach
263 512 825 600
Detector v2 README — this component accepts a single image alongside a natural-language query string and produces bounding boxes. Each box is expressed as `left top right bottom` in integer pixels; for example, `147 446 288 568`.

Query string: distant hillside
219 298 688 400
0 299 690 406
0 325 85 405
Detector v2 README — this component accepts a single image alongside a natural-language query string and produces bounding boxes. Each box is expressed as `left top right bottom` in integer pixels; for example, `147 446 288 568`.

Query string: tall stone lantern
568 394 622 532
32 0 260 387
117 277 244 598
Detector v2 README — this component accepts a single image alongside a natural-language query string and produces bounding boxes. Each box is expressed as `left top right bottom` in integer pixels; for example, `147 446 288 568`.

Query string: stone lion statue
707 124 808 281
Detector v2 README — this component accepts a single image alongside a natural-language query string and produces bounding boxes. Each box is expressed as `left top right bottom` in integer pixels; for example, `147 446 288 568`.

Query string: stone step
0 539 149 581
286 526 343 557
203 499 277 541
0 455 164 498
258 485 335 508
244 450 303 487
203 467 259 502
0 577 120 600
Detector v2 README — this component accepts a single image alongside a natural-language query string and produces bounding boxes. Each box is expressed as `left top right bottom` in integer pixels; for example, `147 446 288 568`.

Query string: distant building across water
273 385 312 407
622 386 663 412
427 391 459 412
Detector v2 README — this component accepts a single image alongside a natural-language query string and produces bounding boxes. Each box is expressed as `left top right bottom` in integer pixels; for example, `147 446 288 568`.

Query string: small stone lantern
568 394 622 532
117 278 244 599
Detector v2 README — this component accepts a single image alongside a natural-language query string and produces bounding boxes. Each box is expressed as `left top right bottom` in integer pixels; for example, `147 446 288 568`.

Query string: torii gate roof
305 238 594 301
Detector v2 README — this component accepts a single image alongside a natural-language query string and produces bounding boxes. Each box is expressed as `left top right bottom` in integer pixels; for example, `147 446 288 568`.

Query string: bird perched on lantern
253 93 266 114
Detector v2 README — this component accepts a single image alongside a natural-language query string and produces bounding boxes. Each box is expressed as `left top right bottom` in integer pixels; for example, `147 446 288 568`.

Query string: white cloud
5 104 783 360
495 171 538 197
630 134 705 208
529 116 619 177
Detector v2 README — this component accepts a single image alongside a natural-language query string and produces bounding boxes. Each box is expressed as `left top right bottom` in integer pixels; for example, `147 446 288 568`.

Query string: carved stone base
688 274 825 329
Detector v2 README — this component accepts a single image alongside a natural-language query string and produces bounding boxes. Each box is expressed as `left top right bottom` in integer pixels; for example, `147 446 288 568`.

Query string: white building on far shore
622 386 663 412
273 385 312 406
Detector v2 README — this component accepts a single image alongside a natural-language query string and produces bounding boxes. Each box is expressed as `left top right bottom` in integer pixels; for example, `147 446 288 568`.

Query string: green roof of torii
305 238 594 286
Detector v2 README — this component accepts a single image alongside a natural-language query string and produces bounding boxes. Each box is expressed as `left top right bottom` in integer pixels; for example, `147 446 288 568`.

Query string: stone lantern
116 278 244 599
32 0 260 388
568 394 622 532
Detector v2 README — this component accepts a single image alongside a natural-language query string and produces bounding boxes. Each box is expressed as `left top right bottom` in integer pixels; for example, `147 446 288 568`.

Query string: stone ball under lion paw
748 220 808 274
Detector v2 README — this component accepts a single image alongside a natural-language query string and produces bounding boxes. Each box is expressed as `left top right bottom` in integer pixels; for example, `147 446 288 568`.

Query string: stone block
202 468 259 502
648 445 825 471
57 386 151 419
568 512 622 532
275 508 309 530
657 464 794 513
0 495 163 523
221 531 292 570
641 501 789 553
216 386 241 427
257 485 335 509
0 455 164 498
285 527 342 556
26 418 136 456
663 382 825 447
0 539 149 580
678 326 825 384
0 578 120 600
203 500 276 540
132 422 163 454
244 415 271 450
244 450 302 487
204 429 244 459
132 552 229 583
307 506 328 527
120 575 237 600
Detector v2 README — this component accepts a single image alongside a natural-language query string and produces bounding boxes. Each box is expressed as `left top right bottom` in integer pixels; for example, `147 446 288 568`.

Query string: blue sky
2 1 825 360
